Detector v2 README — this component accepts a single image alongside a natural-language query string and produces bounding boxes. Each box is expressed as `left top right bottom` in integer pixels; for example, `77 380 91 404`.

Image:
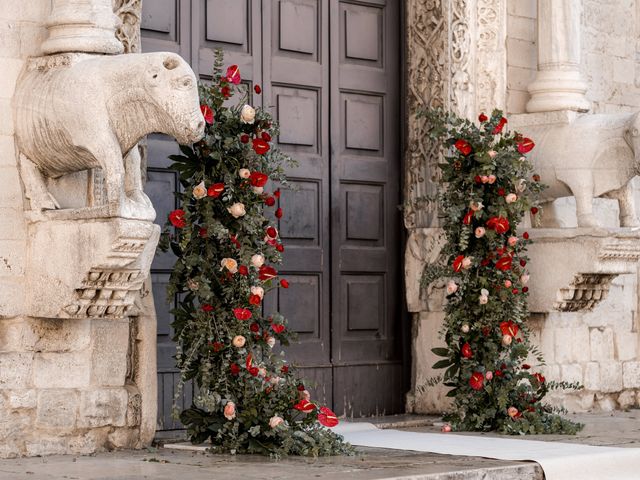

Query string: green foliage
418 108 583 435
160 50 353 456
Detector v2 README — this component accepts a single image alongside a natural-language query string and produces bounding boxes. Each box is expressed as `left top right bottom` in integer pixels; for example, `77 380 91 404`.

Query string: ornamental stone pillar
526 0 590 113
42 0 124 55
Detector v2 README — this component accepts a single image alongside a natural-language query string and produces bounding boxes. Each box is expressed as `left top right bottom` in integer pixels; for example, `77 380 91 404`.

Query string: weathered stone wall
0 2 145 458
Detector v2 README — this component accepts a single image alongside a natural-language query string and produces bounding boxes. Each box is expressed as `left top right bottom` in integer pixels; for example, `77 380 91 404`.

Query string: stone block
584 362 600 390
0 1 49 22
561 364 583 384
0 352 33 389
599 362 623 393
0 23 22 59
554 328 574 363
622 361 640 388
24 437 70 457
0 240 26 276
7 389 36 409
507 0 536 18
571 326 591 362
108 427 139 449
615 330 637 362
0 166 25 209
590 327 614 361
0 57 22 99
78 388 127 428
35 389 78 431
33 352 91 388
596 394 618 412
0 278 26 317
617 390 637 410
507 66 537 92
0 319 40 352
17 22 47 57
506 89 530 115
0 209 26 241
91 319 129 387
32 318 92 352
506 38 537 70
507 15 535 41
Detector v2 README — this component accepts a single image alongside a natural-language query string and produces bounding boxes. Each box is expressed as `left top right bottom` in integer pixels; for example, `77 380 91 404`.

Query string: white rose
479 295 488 305
461 324 470 333
193 181 207 199
251 286 265 299
505 193 517 203
269 416 284 429
446 280 458 295
251 254 265 268
252 186 264 194
228 202 246 218
480 288 489 296
474 227 485 238
239 168 251 179
462 257 473 269
266 336 276 348
520 274 530 285
488 150 497 158
470 200 483 211
502 334 513 346
232 335 246 348
240 104 256 124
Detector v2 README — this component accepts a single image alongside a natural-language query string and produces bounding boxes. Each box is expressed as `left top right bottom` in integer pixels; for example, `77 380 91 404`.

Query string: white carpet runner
334 422 640 480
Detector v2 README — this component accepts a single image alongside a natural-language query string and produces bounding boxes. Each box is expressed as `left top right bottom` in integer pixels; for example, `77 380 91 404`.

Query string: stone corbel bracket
527 228 640 312
26 214 159 319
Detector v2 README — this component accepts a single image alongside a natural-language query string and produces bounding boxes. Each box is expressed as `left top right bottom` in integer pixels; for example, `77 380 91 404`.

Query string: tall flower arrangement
160 51 351 456
421 109 582 434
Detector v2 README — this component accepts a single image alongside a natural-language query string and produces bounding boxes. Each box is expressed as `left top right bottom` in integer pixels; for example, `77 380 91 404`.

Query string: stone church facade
0 0 639 458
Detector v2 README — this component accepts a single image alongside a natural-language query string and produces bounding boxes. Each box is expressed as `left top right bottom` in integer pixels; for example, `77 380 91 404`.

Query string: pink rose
232 335 246 348
462 257 472 269
485 371 493 380
475 227 486 238
504 279 512 288
507 406 519 418
269 416 284 428
487 175 497 184
508 236 518 246
505 193 517 203
224 401 236 420
446 281 458 294
488 150 497 158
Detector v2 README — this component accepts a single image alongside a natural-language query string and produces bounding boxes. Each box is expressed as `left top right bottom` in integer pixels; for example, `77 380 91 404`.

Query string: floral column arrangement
161 51 351 456
422 109 582 434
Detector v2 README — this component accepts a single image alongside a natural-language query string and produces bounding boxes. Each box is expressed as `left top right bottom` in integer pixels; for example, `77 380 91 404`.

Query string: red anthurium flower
452 255 465 272
238 265 248 276
294 399 316 413
169 209 186 228
317 406 339 427
478 113 488 122
469 372 484 391
246 353 253 369
271 323 286 334
208 182 224 197
259 265 278 281
230 363 240 375
492 117 507 134
461 343 473 359
249 294 262 306
201 304 214 312
248 366 259 377
265 196 276 206
221 85 231 98
261 131 271 142
463 210 474 225
200 105 214 124
280 279 289 289
253 138 270 155
254 84 262 94
486 216 510 234
275 207 283 219
250 171 269 187
495 256 512 271
233 308 252 321
454 139 472 156
533 373 546 384
198 227 207 238
226 64 241 84
517 137 535 154
500 320 519 337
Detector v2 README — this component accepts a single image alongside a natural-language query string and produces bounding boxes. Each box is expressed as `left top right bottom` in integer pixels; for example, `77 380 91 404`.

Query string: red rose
250 171 269 187
294 399 316 413
533 373 546 384
265 196 276 206
198 227 207 238
297 384 305 391
266 226 278 239
249 294 262 306
201 304 214 312
211 341 223 352
271 323 286 334
479 113 488 122
207 182 225 198
275 207 283 219
523 232 529 240
253 138 270 155
486 216 510 234
492 117 507 134
248 366 259 377
530 207 539 215
238 265 248 276
230 363 241 375
259 265 278 281
452 255 465 272
233 308 252 321
469 372 484 391
454 139 472 156
261 131 272 142
461 343 473 359
520 259 527 267
512 288 519 294
254 84 262 94
497 188 505 196
480 258 490 267
500 320 519 337
226 64 241 85
200 105 214 124
522 286 529 293
474 175 482 184
221 85 231 98
463 210 474 225
274 189 281 198
240 134 250 144
281 365 289 374
495 256 512 271
280 279 289 289
317 406 339 427
494 370 502 377
276 243 284 252
517 137 535 154
168 209 186 228
250 323 260 333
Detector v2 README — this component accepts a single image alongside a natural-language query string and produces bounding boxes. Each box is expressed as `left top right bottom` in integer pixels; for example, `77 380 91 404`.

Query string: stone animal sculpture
14 52 205 220
522 113 640 228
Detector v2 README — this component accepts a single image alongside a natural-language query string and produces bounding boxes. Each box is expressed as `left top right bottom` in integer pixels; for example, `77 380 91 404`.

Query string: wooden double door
141 0 405 432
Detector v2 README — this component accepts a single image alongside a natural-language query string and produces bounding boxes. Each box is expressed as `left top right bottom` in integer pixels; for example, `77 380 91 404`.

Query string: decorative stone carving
14 51 204 221
511 111 640 228
114 0 142 54
526 228 640 312
42 0 125 55
526 0 590 113
405 228 447 313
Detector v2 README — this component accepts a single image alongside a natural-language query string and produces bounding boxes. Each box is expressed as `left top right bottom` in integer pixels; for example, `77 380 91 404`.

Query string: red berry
512 288 519 294
265 196 276 206
275 207 283 219
254 84 262 94
522 286 529 293
280 279 289 288
520 259 527 267
531 207 539 215
523 232 529 240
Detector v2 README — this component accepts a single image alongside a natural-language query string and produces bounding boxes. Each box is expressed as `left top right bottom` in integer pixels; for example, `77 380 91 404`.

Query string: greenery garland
421 109 583 434
159 50 352 456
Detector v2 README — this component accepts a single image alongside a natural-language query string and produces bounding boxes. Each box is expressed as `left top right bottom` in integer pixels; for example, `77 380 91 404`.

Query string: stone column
526 0 590 113
42 0 124 55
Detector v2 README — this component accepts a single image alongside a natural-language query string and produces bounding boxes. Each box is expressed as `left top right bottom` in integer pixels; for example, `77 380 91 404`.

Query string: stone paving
1 411 639 479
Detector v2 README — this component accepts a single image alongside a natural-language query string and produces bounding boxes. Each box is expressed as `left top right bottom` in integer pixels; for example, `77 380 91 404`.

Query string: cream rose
239 168 251 179
474 227 486 238
251 286 265 299
251 254 265 268
488 150 497 158
232 335 246 348
193 181 207 199
505 193 517 203
461 324 470 334
479 288 489 305
520 274 530 285
502 334 513 346
446 280 458 295
517 179 527 192
228 202 246 218
224 401 236 420
240 104 256 124
252 186 264 195
270 376 281 385
462 256 473 269
269 416 284 429
266 336 276 348
221 257 238 274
